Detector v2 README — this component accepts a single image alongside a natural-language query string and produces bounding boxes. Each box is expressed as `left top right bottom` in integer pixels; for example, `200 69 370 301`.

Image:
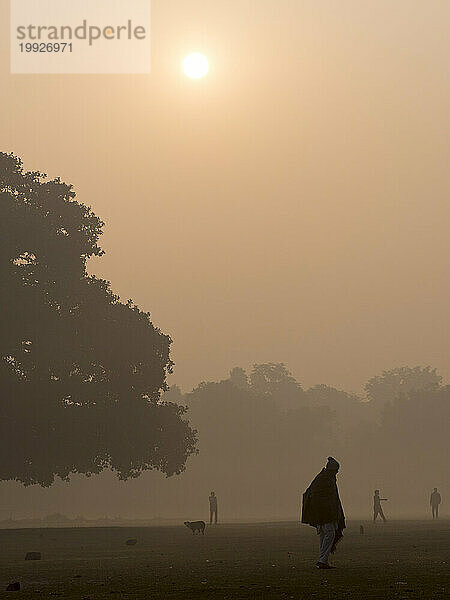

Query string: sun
183 53 209 79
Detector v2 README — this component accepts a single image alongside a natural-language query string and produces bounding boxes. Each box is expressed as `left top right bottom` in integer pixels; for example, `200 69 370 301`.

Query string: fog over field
1 362 448 523
1 1 449 526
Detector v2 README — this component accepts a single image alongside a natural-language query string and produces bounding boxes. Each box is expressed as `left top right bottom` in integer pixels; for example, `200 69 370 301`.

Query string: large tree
249 362 304 409
304 384 365 427
0 152 196 486
365 366 442 415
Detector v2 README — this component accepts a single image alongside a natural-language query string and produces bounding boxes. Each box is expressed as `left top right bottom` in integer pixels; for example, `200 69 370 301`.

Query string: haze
1 0 449 520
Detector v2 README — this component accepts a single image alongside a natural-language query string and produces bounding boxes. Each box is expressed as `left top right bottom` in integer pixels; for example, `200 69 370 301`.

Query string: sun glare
183 53 209 79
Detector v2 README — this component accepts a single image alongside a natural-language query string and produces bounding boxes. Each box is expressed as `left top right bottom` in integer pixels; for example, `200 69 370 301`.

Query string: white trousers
316 522 337 564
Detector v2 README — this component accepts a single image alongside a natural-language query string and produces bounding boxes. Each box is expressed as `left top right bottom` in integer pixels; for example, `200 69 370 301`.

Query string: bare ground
0 520 448 599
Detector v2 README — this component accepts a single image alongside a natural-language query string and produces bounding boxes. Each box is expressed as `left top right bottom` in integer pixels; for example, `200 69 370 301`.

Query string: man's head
375 490 380 495
325 456 340 473
434 487 438 492
210 491 215 496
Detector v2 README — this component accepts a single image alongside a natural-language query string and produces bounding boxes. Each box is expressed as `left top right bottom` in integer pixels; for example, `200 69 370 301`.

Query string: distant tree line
163 363 448 515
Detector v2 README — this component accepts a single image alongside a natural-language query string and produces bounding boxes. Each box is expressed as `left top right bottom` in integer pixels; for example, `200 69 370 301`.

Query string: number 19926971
19 42 73 52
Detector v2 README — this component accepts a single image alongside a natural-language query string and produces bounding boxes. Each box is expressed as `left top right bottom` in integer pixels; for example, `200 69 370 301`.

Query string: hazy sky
2 0 450 393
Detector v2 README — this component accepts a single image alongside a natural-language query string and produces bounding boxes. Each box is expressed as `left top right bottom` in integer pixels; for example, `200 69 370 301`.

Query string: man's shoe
316 562 335 569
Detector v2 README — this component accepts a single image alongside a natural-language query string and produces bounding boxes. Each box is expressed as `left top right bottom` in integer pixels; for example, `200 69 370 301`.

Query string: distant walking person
301 457 346 569
430 488 441 519
209 491 218 524
373 490 388 522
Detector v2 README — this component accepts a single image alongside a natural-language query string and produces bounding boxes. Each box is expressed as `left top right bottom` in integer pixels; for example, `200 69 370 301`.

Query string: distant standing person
301 457 346 569
209 491 218 524
430 488 441 519
373 490 388 522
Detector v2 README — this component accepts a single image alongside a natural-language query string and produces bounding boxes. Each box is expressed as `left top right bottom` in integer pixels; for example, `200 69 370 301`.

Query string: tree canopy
0 152 196 486
364 366 442 416
249 362 304 409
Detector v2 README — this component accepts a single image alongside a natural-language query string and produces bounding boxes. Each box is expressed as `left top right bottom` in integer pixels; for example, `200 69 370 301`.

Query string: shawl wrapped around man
301 461 346 553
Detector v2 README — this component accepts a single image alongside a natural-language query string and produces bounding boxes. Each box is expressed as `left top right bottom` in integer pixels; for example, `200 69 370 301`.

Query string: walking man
430 487 441 519
301 456 346 569
373 490 388 522
209 491 218 524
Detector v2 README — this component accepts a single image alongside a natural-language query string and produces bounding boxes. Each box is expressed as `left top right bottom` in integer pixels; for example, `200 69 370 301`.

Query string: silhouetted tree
249 362 304 409
305 384 361 408
370 384 450 501
365 366 442 418
228 367 249 390
0 152 197 486
304 384 365 427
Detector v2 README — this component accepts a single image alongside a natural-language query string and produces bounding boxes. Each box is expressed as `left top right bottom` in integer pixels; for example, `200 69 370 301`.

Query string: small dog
184 520 206 535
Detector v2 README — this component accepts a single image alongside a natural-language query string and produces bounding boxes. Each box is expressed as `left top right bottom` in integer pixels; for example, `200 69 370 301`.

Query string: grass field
0 520 448 599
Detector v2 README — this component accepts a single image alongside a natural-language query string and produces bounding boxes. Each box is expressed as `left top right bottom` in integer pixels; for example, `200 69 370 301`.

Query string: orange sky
2 0 450 393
